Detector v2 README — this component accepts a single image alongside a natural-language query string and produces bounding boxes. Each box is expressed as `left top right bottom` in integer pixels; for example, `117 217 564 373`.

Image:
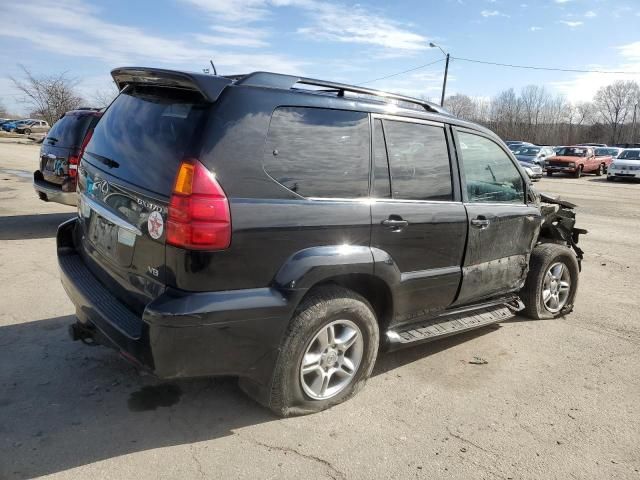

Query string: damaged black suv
57 67 584 416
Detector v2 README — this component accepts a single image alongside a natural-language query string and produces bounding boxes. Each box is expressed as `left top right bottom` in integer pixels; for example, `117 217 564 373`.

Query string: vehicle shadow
0 316 501 479
0 213 74 240
0 315 275 479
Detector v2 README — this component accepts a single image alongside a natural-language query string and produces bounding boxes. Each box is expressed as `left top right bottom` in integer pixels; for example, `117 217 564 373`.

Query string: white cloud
184 0 429 53
551 42 640 102
0 0 305 73
555 0 572 3
585 11 597 18
560 20 583 27
529 26 543 31
296 3 429 52
481 9 505 17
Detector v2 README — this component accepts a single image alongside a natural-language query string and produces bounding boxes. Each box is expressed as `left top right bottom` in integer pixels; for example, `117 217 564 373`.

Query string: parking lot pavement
1 139 639 480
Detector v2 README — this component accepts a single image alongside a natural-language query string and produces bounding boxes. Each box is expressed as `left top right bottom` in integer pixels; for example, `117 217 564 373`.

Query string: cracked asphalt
1 138 639 479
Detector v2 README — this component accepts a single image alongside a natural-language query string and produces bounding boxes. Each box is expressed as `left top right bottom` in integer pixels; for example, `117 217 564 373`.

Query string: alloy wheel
543 262 571 313
300 319 364 400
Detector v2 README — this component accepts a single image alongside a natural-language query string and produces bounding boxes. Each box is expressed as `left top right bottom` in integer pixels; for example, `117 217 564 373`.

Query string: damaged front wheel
520 244 579 319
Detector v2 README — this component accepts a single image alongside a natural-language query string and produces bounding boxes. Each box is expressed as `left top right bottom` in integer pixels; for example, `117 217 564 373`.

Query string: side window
372 119 391 198
382 120 453 201
458 131 525 204
264 107 370 198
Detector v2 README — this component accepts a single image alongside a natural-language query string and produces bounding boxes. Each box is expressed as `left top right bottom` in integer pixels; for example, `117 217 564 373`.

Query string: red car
546 146 609 178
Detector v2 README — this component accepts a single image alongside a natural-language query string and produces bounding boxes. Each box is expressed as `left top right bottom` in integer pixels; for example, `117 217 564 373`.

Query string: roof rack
231 71 446 114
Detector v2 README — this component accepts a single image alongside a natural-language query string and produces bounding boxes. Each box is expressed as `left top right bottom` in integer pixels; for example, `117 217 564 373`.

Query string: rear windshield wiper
85 151 120 169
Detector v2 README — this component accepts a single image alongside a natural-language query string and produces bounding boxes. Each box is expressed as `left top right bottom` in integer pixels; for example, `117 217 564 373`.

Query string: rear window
264 107 370 198
85 86 209 195
47 114 96 148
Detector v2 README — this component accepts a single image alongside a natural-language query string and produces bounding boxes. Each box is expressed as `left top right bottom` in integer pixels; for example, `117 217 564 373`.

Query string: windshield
557 147 588 157
515 147 540 156
619 150 640 160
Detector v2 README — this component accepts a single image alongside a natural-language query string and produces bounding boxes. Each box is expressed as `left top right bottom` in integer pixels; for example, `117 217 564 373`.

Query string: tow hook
68 322 99 346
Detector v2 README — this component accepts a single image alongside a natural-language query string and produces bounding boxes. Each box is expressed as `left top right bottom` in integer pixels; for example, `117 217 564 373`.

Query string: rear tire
24 128 31 135
521 244 579 320
262 285 379 417
546 171 553 177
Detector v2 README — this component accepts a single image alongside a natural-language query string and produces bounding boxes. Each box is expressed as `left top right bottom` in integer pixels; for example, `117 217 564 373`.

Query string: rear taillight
69 129 94 181
167 160 231 250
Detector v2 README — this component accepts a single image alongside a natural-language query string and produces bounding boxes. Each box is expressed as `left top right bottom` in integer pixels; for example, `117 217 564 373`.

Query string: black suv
57 67 584 416
34 109 102 206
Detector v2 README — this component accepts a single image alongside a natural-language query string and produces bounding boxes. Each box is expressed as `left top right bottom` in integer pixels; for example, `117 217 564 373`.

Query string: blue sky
2 0 640 114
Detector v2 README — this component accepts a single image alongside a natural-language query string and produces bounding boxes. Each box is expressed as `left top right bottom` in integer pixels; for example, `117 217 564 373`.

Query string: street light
430 42 450 107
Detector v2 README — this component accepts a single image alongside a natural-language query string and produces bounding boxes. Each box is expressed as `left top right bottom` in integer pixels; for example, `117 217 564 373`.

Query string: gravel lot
1 139 639 480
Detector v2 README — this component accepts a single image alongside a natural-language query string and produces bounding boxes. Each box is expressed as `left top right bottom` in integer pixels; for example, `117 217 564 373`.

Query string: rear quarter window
264 107 370 198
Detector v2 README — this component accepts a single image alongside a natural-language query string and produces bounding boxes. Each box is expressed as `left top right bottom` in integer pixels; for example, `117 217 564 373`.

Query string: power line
358 58 444 85
452 56 640 75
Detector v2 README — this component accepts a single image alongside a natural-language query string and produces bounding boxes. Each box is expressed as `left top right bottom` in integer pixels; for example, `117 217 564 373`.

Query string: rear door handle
382 219 409 230
470 217 490 228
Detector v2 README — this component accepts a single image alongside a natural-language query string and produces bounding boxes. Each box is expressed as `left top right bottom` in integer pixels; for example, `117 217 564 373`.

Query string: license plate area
86 210 135 267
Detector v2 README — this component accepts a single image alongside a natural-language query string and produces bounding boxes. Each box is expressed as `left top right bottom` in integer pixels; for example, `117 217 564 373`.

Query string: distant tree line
444 80 640 146
3 65 639 146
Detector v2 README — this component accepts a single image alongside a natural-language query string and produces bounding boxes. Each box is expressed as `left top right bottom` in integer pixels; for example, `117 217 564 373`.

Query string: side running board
386 302 519 348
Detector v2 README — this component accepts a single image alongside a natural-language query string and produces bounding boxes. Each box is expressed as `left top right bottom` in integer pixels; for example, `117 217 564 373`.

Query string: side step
386 303 518 347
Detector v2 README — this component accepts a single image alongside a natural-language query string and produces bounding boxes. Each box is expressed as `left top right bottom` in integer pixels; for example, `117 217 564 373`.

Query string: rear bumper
34 171 77 206
57 218 294 387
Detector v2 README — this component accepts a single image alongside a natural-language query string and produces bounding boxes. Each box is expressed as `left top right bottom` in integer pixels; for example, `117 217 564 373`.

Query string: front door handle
382 219 409 231
471 217 490 228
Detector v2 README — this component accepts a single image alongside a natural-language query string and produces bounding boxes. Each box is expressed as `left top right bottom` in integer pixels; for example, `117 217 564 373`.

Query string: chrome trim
33 179 77 207
80 193 142 236
370 113 446 128
400 266 460 283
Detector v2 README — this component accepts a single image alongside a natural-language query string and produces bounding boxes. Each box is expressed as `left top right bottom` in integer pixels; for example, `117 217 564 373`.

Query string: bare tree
91 84 119 109
10 64 85 125
444 94 477 120
594 80 640 145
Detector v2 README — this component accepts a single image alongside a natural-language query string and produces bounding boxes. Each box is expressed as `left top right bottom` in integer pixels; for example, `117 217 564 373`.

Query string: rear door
370 116 467 323
453 128 541 305
76 85 210 314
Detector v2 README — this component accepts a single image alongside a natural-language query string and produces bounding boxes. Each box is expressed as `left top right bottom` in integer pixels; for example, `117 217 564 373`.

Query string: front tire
573 166 583 178
24 128 32 135
546 171 553 177
521 244 579 320
264 286 379 417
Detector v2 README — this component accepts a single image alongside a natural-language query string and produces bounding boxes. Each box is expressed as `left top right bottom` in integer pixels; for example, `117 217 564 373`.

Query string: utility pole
632 103 638 146
440 53 450 107
429 43 450 107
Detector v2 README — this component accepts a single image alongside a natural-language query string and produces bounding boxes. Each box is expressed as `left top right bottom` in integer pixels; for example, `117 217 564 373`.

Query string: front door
370 116 468 324
453 129 542 305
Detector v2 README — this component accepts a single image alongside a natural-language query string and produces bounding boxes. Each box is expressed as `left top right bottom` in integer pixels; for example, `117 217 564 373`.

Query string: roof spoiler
111 67 233 102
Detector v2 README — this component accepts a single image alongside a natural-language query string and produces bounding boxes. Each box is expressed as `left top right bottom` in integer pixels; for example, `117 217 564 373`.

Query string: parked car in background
594 147 616 172
546 146 605 177
58 66 584 416
512 146 554 181
1 119 35 132
577 143 607 147
33 109 101 206
513 145 555 165
15 119 50 135
596 147 623 160
505 140 534 152
607 149 640 181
